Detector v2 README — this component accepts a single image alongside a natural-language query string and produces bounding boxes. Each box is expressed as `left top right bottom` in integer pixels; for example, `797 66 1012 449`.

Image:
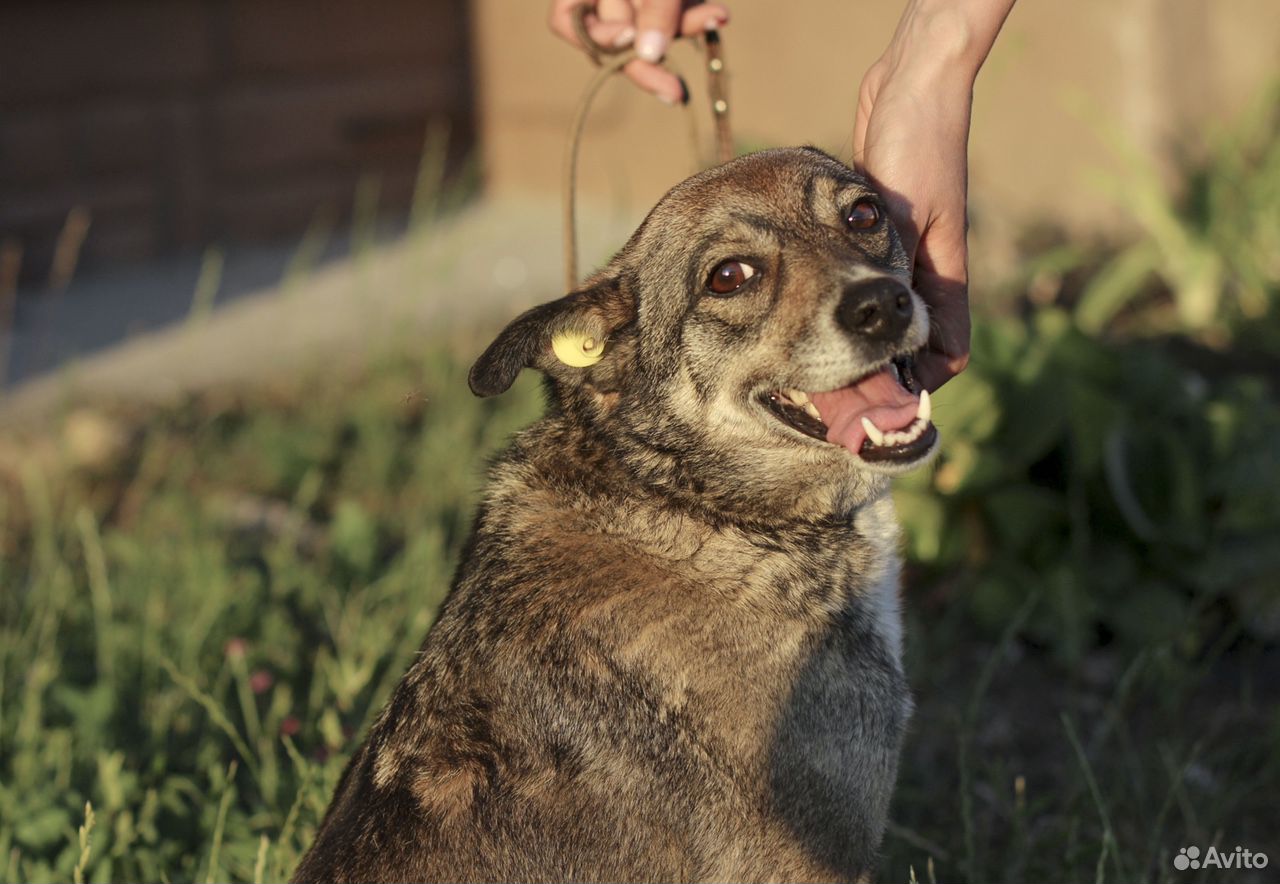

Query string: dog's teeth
861 417 886 447
802 402 821 420
785 388 811 406
917 388 931 423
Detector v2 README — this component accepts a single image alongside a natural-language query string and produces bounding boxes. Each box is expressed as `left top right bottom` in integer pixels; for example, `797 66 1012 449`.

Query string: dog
292 147 940 883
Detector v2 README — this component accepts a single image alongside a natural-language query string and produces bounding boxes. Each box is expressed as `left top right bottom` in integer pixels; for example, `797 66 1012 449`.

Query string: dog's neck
486 414 904 624
511 410 891 533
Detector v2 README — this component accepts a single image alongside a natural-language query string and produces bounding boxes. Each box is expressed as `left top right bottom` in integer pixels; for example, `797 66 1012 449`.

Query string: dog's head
471 147 940 518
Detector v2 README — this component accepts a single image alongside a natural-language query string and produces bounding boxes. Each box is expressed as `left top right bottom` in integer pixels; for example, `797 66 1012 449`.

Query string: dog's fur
293 148 937 883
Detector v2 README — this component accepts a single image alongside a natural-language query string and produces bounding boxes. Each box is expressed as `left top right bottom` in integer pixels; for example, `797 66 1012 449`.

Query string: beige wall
469 0 1279 264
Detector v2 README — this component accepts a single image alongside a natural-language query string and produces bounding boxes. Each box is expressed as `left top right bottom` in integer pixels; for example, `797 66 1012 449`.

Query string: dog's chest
657 498 912 874
617 493 911 773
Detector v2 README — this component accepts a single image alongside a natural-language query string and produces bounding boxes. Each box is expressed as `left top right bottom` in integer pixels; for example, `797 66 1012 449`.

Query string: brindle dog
293 147 942 883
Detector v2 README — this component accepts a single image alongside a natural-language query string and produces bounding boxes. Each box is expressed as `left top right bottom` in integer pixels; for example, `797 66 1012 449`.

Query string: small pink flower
224 638 248 660
249 669 274 694
280 716 301 737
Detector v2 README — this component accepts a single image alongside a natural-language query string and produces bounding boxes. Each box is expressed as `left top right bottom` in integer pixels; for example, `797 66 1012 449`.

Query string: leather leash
563 3 734 290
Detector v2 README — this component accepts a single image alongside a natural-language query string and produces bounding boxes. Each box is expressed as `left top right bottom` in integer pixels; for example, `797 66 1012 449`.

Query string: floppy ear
468 275 633 397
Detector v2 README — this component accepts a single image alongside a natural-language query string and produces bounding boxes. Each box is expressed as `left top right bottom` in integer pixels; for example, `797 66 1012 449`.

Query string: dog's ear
468 275 633 397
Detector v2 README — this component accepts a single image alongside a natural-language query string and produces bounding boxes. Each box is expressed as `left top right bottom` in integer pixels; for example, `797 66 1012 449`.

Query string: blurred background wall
3 0 1278 283
0 0 475 287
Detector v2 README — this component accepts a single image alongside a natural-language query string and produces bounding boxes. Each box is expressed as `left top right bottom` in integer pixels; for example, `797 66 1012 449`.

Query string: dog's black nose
836 278 913 341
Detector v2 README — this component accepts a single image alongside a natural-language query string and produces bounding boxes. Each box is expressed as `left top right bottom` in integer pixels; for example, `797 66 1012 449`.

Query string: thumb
914 213 968 289
853 105 870 167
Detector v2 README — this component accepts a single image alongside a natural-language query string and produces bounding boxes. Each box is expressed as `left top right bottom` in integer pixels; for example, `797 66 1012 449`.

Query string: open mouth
761 354 938 464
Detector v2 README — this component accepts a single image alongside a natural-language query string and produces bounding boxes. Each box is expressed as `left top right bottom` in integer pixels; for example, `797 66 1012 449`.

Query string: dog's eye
846 199 881 230
706 260 756 295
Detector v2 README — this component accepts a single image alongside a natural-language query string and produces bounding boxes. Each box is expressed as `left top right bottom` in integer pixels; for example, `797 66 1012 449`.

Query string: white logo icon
1173 847 1200 871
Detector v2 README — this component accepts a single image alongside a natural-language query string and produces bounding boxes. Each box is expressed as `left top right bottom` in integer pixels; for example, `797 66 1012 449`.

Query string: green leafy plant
1075 83 1280 352
896 307 1280 661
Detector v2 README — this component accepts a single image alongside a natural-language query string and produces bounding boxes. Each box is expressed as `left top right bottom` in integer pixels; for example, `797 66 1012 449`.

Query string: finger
587 18 638 49
914 213 968 290
912 244 971 391
852 91 873 165
913 278 970 391
548 0 587 46
633 0 684 62
548 1 636 50
852 114 869 167
913 348 968 393
851 63 884 166
622 58 687 105
679 3 730 35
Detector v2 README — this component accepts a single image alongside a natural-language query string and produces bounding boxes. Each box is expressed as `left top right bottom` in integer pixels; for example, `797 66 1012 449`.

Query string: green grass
1 321 1276 883
0 342 546 883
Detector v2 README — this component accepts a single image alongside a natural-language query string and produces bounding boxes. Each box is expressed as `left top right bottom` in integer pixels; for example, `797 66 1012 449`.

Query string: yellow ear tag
551 331 605 367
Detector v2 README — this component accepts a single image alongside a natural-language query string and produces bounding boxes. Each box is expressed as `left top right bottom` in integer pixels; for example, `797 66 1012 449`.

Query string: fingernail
656 92 678 106
635 30 668 63
612 26 635 48
704 17 725 31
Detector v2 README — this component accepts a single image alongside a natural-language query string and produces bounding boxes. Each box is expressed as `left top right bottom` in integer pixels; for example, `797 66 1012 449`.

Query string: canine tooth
917 388 931 423
861 417 886 446
802 402 821 420
786 388 811 405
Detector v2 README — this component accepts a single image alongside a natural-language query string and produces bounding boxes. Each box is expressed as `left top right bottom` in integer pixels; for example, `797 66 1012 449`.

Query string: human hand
853 0 1014 392
548 0 730 106
855 58 972 392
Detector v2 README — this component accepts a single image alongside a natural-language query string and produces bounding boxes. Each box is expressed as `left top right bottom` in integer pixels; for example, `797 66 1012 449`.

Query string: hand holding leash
548 0 730 106
559 1 734 290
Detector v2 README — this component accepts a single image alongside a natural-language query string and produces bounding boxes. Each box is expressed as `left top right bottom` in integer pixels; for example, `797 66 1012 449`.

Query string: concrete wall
469 0 1280 257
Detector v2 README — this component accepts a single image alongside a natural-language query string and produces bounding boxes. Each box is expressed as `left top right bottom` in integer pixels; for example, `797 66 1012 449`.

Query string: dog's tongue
811 369 921 455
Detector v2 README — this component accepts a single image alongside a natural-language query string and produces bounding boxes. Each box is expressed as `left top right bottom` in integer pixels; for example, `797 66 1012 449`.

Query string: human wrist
882 0 1012 87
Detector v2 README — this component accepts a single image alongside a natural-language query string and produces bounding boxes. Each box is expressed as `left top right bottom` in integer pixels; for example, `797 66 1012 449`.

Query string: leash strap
563 3 734 290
